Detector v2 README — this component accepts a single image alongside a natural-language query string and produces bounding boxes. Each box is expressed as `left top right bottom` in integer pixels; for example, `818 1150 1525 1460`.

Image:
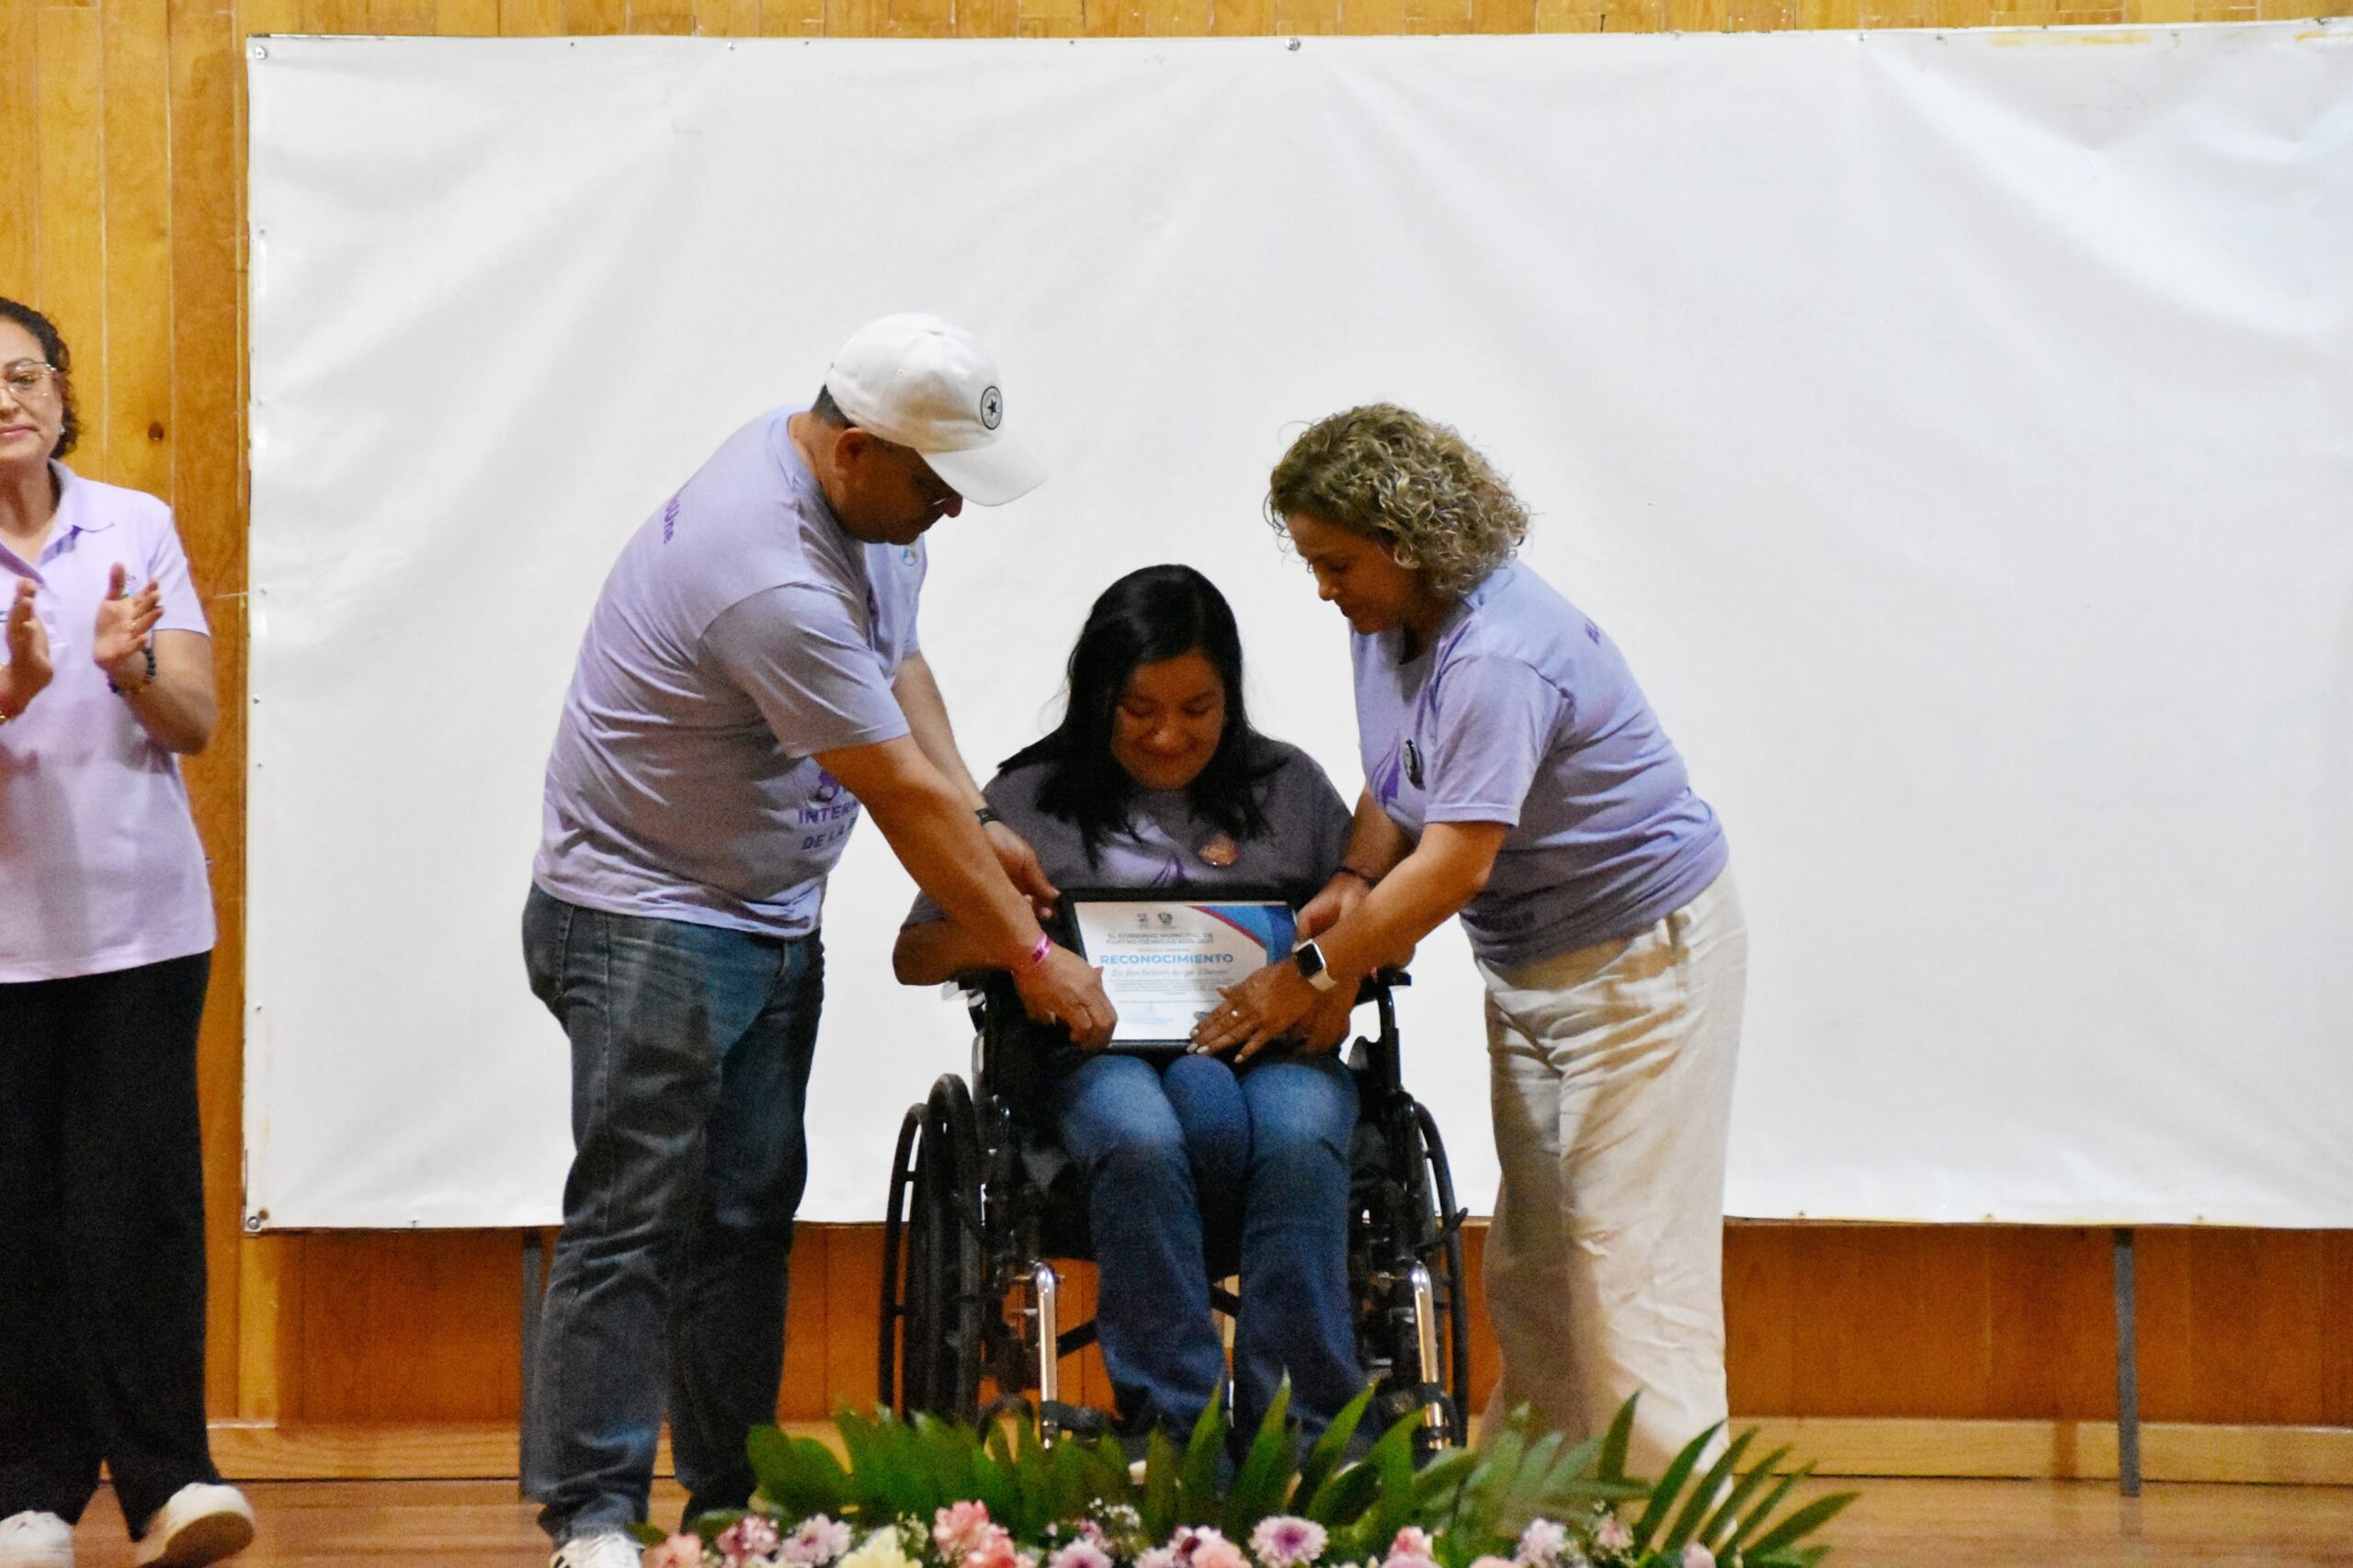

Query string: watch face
1293 941 1325 979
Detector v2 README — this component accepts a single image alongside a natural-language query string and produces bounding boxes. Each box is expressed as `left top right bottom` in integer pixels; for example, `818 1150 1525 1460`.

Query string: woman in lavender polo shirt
895 565 1364 1453
0 299 255 1568
1197 404 1747 1473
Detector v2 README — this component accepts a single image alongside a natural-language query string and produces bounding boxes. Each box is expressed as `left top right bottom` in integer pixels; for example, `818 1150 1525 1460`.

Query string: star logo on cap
979 385 1003 430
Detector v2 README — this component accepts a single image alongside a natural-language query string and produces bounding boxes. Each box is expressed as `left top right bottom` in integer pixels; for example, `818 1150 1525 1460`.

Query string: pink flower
645 1535 710 1568
964 1528 1019 1568
1680 1547 1714 1568
1381 1534 1437 1568
719 1516 781 1564
935 1505 995 1562
1137 1550 1177 1568
1171 1528 1220 1561
779 1517 854 1565
1515 1522 1567 1568
1592 1518 1632 1553
1470 1557 1517 1568
1050 1543 1114 1568
1249 1517 1328 1568
1194 1539 1246 1568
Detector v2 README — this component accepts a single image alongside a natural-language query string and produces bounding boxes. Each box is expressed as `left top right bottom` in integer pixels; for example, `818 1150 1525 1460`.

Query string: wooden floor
51 1478 2353 1567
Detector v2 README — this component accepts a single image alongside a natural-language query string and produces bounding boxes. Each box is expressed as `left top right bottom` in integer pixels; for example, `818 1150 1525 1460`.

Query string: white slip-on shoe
132 1484 255 1567
0 1511 73 1568
550 1531 643 1568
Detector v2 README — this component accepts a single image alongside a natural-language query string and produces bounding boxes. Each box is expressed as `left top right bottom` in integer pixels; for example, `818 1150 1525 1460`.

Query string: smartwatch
1291 939 1340 994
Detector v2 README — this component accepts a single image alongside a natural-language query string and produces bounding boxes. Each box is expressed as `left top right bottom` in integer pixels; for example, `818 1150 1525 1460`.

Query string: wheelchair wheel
878 1103 923 1411
881 1075 985 1422
1358 1090 1472 1458
1413 1100 1472 1450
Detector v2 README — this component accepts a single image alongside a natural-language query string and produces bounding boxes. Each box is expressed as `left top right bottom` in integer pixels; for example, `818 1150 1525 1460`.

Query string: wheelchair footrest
1040 1400 1111 1439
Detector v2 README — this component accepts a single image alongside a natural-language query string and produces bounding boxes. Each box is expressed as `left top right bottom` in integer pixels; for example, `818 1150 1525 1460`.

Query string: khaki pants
1477 869 1746 1475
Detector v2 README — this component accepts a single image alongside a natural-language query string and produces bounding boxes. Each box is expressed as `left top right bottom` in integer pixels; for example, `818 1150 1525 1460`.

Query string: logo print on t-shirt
811 769 844 804
1402 739 1425 790
1372 745 1403 809
660 493 682 542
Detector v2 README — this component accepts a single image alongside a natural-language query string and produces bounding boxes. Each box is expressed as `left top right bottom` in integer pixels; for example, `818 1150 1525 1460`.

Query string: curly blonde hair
1266 403 1529 603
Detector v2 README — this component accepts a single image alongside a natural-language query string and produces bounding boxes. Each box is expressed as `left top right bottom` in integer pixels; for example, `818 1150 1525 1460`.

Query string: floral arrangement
637 1387 1853 1568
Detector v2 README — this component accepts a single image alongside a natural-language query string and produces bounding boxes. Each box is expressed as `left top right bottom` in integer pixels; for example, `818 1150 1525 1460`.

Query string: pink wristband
1024 933 1053 970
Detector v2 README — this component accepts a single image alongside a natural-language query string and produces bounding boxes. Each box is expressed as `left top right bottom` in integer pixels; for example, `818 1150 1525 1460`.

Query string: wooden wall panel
197 1221 2353 1434
0 5 34 293
35 6 106 482
1 0 2347 1468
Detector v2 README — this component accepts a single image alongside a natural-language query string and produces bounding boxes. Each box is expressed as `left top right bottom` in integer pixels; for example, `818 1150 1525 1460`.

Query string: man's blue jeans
1051 1050 1361 1450
521 887 823 1543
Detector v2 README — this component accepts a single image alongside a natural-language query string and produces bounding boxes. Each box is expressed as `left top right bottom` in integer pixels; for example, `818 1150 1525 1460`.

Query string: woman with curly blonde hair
1194 403 1746 1473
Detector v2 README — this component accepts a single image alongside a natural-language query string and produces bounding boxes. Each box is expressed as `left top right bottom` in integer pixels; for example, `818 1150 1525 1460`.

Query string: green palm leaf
1722 1463 1811 1552
1661 1429 1752 1552
1175 1399 1228 1528
1222 1379 1299 1538
1740 1490 1859 1560
1141 1427 1181 1541
1597 1397 1639 1484
1695 1444 1790 1550
1629 1424 1722 1552
1294 1386 1375 1523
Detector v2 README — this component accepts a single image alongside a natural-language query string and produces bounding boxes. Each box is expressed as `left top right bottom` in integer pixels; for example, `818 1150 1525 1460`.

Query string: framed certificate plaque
1058 888 1299 1051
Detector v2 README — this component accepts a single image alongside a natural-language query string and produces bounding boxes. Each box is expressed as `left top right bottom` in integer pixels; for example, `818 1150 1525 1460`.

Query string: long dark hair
1003 564 1279 866
0 297 78 460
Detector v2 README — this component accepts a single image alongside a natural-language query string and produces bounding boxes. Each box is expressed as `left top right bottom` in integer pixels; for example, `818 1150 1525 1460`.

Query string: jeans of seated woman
1052 1050 1361 1453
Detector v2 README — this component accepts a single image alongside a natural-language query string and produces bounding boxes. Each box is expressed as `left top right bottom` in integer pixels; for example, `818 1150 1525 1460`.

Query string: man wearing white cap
522 314 1113 1568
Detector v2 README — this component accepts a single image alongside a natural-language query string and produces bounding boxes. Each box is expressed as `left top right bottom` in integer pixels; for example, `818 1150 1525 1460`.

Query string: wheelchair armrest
1355 967 1411 1005
951 970 1016 1029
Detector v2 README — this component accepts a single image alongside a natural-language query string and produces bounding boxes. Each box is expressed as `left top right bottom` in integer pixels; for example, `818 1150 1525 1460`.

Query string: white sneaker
0 1511 73 1568
551 1532 643 1568
133 1484 254 1566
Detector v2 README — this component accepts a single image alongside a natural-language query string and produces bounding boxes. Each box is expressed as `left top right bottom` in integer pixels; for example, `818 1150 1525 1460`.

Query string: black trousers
0 951 222 1533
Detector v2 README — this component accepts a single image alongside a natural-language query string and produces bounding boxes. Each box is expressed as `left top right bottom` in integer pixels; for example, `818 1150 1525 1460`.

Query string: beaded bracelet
108 643 157 697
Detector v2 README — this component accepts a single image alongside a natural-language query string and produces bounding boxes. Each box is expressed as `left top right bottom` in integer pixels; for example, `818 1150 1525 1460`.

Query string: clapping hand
91 562 162 685
3 576 51 718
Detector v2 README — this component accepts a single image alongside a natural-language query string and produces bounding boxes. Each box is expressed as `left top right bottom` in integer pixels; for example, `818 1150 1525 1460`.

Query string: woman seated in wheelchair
894 563 1364 1453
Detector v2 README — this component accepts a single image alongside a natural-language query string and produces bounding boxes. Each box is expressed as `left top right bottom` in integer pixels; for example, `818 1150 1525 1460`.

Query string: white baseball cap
824 312 1045 507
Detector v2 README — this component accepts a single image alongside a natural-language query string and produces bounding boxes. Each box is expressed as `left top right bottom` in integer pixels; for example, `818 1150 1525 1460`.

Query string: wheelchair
880 968 1471 1457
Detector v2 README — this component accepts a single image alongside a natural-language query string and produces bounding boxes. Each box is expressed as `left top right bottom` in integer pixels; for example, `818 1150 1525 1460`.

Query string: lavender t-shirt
904 739 1353 928
1354 560 1727 970
534 409 922 937
0 464 215 982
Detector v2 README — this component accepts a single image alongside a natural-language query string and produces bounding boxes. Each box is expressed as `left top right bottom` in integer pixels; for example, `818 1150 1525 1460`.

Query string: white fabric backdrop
244 23 2353 1231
